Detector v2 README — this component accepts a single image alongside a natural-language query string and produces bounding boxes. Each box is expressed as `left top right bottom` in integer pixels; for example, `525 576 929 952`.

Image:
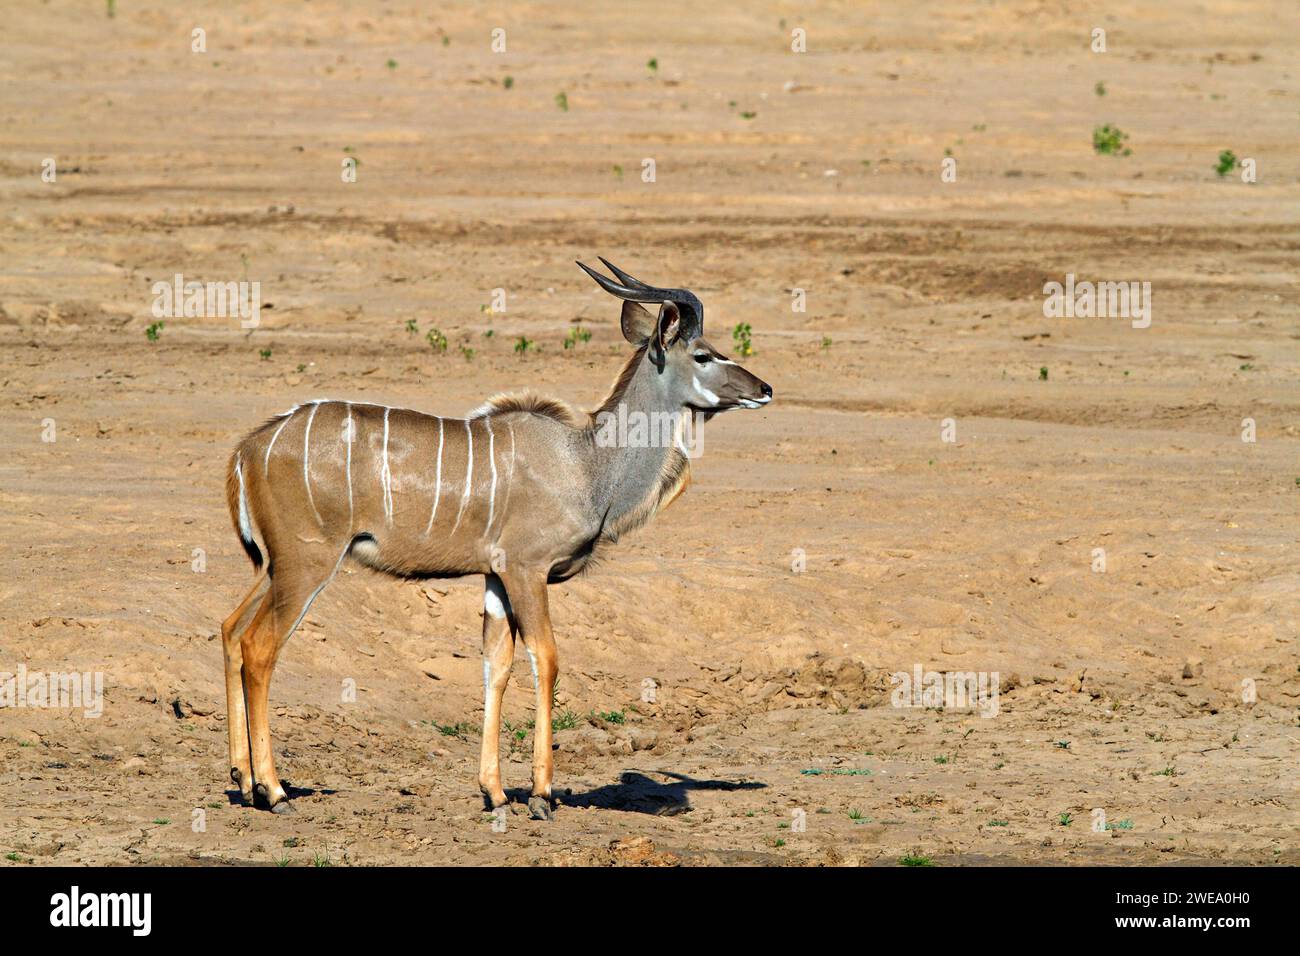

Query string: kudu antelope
221 259 772 818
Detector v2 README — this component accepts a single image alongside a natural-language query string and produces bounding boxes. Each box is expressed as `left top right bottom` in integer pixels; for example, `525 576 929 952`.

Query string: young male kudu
221 259 772 818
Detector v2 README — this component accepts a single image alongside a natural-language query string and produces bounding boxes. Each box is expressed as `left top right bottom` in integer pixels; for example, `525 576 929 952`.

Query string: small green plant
821 336 832 349
503 76 514 90
295 363 307 373
612 164 623 178
405 318 419 334
899 853 934 867
386 58 398 70
563 325 592 349
933 755 950 764
1055 740 1070 750
1058 812 1073 827
1106 818 1134 831
152 818 170 825
647 58 658 72
458 344 475 361
1215 149 1237 178
593 709 625 724
483 328 495 338
426 327 448 353
5 852 22 862
145 321 164 342
555 92 569 112
739 111 757 120
1154 765 1176 777
259 348 272 361
1239 363 1254 371
514 335 533 355
1092 123 1131 156
987 820 1009 827
732 322 753 357
552 709 579 732
274 854 291 867
1039 366 1049 381
431 720 474 739
106 0 116 17
773 838 786 848
311 850 332 868
1094 80 1106 96
848 808 866 821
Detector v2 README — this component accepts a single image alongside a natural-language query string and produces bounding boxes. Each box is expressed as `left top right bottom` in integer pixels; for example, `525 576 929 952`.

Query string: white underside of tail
235 454 253 542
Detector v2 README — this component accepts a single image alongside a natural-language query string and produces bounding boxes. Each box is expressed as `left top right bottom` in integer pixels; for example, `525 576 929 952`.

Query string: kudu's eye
693 353 712 364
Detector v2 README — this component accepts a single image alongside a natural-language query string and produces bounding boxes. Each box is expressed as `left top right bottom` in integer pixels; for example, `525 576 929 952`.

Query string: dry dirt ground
1 2 1297 866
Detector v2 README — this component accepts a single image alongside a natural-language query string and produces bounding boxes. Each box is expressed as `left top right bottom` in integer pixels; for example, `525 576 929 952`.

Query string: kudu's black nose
760 382 773 398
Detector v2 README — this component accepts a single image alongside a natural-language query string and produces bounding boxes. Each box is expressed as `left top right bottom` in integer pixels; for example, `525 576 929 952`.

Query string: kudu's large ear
656 301 682 349
620 300 655 346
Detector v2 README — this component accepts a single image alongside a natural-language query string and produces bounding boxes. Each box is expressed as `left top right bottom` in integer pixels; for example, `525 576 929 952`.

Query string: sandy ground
1 1 1297 866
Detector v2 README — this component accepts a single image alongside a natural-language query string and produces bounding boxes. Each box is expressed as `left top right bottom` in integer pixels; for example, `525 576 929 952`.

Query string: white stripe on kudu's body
425 416 444 535
221 258 772 820
452 419 473 534
380 407 394 522
302 401 324 527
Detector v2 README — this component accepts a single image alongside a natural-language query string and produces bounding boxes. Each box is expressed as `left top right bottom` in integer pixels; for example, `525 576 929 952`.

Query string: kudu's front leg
507 571 558 820
478 574 515 809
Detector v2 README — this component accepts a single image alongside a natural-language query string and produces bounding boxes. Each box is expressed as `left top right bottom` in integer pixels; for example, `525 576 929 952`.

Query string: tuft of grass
5 852 23 862
773 838 785 848
739 111 757 120
458 344 475 361
426 327 448 353
821 335 832 349
847 808 866 821
431 720 475 739
1105 818 1134 831
1094 80 1106 96
933 755 950 764
554 92 569 112
647 58 658 72
1215 149 1238 178
503 76 514 90
551 709 580 732
1039 366 1049 381
1092 123 1131 156
145 321 164 342
311 850 332 868
899 853 934 867
513 335 533 355
259 348 272 361
386 58 397 70
405 318 418 334
152 818 170 825
563 325 591 350
986 819 1009 827
593 709 625 724
732 322 753 357
1058 812 1073 827
1154 765 1176 777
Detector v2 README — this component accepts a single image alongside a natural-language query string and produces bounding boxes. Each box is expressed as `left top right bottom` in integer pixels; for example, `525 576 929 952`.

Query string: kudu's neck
584 349 691 538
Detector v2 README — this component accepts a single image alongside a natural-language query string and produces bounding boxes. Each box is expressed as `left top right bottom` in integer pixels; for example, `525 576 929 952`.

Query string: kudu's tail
225 450 264 572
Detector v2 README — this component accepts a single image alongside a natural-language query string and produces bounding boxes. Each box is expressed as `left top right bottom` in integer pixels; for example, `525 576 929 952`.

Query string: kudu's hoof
269 800 296 815
528 795 554 821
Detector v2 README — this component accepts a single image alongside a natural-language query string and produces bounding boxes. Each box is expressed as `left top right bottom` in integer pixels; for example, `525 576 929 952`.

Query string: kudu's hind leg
507 572 558 820
243 550 344 811
478 573 516 809
221 574 269 805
